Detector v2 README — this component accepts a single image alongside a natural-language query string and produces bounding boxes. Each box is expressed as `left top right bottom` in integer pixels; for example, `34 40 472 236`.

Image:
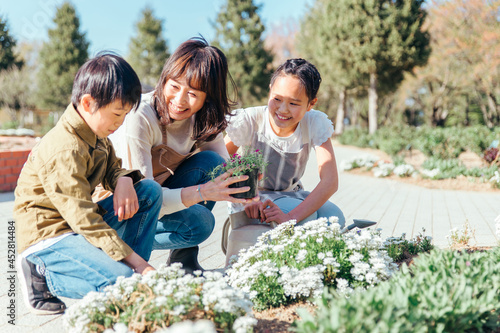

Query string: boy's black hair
71 52 142 111
270 58 322 102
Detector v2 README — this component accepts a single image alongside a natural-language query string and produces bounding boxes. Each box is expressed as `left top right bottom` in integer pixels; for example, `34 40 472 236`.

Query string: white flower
373 162 394 177
421 168 440 179
393 164 415 177
336 278 354 297
295 249 308 262
158 320 217 333
232 316 258 333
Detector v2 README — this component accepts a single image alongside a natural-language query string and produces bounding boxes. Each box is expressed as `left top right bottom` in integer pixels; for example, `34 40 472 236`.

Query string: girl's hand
199 171 259 204
244 200 266 220
114 176 139 221
261 200 292 224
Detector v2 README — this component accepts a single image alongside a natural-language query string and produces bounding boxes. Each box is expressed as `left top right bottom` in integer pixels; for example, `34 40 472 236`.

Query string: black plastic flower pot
229 168 259 199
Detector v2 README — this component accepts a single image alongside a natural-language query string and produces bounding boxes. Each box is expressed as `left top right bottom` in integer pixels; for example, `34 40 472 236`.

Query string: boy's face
83 99 131 138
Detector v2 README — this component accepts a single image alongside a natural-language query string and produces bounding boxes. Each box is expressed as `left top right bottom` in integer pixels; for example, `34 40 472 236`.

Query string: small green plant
447 220 476 249
384 229 434 263
294 248 500 332
208 147 268 179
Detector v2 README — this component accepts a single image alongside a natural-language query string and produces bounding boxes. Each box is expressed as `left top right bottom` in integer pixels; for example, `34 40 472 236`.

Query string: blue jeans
153 150 224 250
274 194 346 227
26 179 162 299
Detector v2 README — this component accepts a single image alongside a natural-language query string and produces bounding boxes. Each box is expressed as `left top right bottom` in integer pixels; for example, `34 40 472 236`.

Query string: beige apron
152 124 198 186
224 107 312 266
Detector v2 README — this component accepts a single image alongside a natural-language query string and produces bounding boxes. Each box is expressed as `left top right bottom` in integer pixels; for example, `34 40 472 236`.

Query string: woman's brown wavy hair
152 36 237 141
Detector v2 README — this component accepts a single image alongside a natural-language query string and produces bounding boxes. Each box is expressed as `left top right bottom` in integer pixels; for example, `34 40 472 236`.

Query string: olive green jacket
14 104 143 261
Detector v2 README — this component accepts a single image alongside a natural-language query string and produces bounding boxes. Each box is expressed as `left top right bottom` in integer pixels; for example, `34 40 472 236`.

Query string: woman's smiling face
163 77 207 121
267 75 316 137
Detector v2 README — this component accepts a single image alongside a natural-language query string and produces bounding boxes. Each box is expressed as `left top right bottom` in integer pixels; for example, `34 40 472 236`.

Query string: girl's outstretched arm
224 135 239 156
265 138 339 224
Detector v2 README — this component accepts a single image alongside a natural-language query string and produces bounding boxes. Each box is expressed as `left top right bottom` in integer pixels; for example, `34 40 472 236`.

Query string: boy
14 53 162 315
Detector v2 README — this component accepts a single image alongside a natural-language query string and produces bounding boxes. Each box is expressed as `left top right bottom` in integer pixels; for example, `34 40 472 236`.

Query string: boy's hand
122 252 155 275
114 177 139 222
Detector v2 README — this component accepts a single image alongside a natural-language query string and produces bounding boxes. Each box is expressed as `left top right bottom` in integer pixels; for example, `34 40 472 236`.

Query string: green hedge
295 248 500 333
338 126 500 160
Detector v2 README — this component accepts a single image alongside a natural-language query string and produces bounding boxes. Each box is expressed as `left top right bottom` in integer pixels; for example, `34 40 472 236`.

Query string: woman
110 37 257 274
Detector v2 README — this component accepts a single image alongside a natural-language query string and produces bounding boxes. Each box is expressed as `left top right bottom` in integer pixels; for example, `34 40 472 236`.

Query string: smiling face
267 75 317 137
163 77 207 121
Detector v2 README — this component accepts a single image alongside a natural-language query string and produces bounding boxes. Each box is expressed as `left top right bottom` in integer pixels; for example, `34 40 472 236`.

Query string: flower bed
340 154 500 189
63 264 256 333
294 247 500 332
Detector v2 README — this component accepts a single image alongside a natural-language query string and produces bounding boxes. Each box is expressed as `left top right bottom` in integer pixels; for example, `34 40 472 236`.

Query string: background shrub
294 248 500 333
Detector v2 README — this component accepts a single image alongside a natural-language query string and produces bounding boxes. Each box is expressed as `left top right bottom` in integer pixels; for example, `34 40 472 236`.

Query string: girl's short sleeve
308 110 334 147
225 107 262 147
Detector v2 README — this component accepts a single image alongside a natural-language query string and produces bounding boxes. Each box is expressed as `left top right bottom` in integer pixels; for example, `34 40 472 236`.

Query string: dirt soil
253 302 316 333
334 141 499 193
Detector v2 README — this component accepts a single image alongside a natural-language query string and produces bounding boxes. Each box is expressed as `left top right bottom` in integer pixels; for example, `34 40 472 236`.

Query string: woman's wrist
196 184 207 204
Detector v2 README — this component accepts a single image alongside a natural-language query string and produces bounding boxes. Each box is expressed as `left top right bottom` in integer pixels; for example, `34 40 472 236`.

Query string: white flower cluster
420 168 440 179
226 217 397 302
278 265 326 299
373 161 395 177
489 171 500 187
393 164 415 177
339 155 378 171
63 264 255 333
344 229 398 288
101 320 219 333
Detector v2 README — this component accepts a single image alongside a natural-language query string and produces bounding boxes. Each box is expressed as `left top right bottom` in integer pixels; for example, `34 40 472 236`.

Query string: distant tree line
0 0 498 135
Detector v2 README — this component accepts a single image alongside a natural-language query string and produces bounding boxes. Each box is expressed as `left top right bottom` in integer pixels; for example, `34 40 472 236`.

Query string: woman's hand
199 171 259 204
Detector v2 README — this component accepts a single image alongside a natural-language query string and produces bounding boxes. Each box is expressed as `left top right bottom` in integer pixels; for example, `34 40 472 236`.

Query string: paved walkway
1 144 499 332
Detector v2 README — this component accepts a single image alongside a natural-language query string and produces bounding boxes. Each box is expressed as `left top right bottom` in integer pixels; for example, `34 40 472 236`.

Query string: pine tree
213 0 273 107
298 0 430 133
0 16 23 70
128 6 169 88
36 2 89 110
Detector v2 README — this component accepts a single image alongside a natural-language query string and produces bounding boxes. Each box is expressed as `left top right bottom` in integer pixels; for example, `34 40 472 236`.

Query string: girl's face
163 77 207 121
267 75 317 137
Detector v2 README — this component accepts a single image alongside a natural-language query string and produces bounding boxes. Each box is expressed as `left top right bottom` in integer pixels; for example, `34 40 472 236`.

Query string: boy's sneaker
17 257 66 315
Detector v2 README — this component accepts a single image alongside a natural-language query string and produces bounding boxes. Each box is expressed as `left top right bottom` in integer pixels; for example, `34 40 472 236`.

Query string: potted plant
209 147 268 198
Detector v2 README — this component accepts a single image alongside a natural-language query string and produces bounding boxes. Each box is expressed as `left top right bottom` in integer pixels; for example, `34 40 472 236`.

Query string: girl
110 37 257 274
225 58 345 227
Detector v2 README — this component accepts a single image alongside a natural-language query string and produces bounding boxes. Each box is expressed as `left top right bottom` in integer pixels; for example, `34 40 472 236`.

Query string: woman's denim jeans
26 179 162 299
153 150 225 250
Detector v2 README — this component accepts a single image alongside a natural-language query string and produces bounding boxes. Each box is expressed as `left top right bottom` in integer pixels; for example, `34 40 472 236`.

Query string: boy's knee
137 179 162 201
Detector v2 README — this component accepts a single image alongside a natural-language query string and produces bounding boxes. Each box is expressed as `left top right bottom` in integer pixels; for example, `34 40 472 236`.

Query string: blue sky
0 0 313 57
